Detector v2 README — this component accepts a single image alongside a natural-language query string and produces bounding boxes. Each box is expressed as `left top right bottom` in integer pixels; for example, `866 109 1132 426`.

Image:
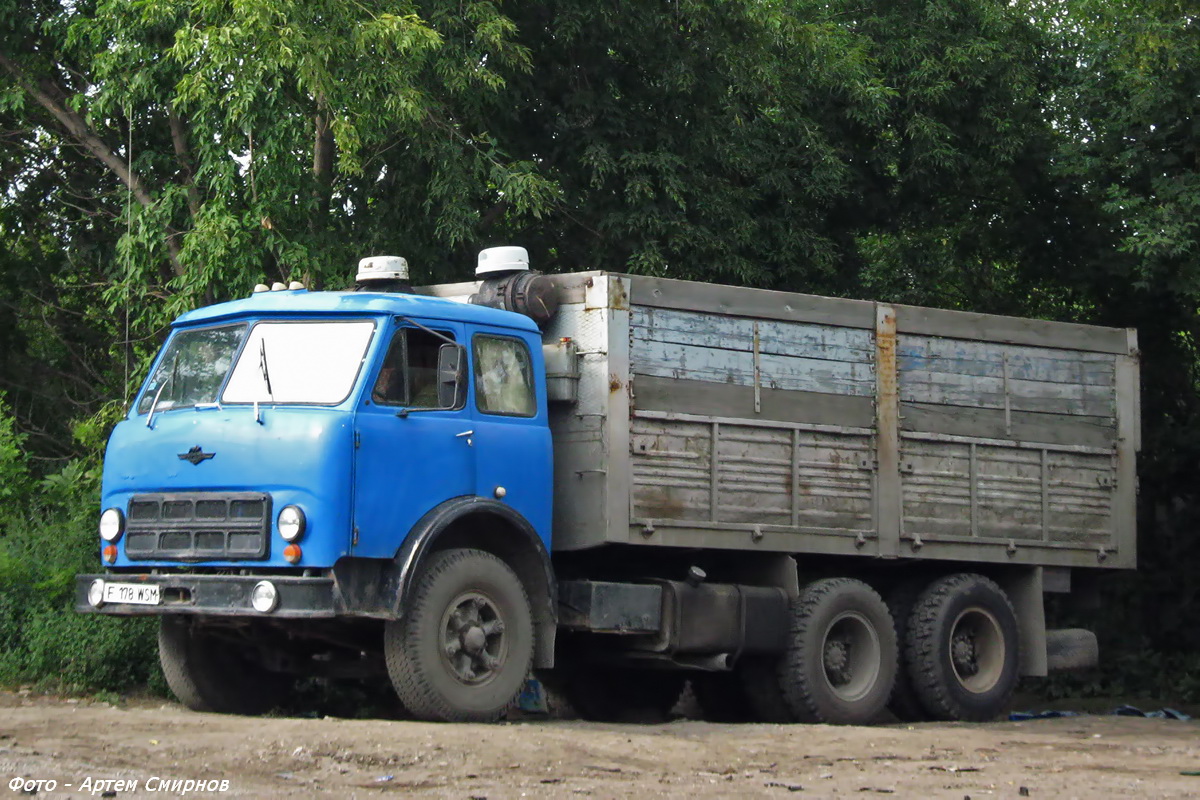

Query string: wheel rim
439 591 508 686
948 606 1006 694
820 611 881 703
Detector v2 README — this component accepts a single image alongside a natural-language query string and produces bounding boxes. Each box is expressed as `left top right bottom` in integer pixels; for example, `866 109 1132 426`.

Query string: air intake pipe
468 247 559 327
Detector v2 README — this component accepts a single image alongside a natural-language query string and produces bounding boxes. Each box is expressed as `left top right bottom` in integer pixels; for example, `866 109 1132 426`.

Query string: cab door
351 319 474 557
467 328 553 544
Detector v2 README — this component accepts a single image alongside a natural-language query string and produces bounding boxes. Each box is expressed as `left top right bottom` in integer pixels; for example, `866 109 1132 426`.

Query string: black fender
393 495 557 667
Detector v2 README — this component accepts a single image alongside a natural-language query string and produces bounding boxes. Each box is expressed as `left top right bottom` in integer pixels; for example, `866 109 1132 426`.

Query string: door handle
455 430 474 438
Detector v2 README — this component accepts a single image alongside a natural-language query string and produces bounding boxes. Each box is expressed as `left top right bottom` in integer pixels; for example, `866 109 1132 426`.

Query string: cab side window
473 335 536 417
372 328 457 408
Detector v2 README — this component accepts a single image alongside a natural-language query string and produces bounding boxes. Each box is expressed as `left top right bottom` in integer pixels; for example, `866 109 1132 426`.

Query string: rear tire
905 573 1020 722
886 580 933 722
158 617 285 715
691 671 756 723
739 656 798 723
777 578 897 725
384 548 534 722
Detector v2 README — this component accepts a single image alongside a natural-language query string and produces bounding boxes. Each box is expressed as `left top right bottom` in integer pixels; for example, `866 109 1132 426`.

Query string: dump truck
76 247 1139 724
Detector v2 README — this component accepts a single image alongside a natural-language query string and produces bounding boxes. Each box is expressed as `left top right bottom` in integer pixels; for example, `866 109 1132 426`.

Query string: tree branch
0 51 184 278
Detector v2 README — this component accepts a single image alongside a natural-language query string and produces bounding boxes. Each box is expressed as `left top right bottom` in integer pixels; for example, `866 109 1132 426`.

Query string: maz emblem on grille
178 446 215 465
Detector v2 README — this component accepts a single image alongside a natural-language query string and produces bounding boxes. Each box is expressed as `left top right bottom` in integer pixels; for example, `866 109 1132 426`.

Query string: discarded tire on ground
776 577 898 725
158 616 285 715
904 573 1020 722
1046 628 1099 672
384 548 534 722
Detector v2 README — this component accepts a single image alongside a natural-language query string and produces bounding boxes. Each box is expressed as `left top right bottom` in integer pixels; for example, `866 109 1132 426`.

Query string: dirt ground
1 691 1198 799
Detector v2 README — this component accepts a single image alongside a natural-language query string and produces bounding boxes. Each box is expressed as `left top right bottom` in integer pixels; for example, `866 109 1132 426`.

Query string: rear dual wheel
737 578 897 725
903 573 1020 722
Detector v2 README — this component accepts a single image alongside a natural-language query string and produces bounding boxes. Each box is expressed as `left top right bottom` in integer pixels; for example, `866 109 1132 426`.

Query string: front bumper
75 573 337 619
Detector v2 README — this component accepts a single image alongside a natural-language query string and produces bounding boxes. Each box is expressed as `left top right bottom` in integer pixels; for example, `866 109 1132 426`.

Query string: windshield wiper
259 339 274 399
146 354 178 429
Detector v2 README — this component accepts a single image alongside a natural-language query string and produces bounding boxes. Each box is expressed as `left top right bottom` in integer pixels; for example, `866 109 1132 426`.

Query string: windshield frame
133 316 381 417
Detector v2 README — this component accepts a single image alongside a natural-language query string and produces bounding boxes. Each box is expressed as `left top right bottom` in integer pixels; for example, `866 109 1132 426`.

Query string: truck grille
124 492 271 561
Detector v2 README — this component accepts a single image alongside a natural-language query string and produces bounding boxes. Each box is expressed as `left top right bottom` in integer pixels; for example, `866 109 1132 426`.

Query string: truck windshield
136 324 245 414
222 320 376 405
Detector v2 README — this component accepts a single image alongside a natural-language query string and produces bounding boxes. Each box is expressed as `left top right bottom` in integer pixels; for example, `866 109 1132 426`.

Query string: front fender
391 495 557 666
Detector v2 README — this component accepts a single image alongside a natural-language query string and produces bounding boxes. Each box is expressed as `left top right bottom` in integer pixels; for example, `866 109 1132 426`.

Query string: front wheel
384 548 534 722
158 617 286 715
777 578 897 725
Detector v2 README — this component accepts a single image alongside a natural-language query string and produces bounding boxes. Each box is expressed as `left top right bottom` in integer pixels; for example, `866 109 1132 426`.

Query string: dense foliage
0 0 1197 697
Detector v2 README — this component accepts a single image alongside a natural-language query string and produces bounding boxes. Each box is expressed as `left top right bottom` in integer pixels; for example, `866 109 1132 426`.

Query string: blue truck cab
77 251 559 722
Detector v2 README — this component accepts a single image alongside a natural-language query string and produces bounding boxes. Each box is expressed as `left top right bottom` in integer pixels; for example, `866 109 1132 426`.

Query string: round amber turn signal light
283 544 302 564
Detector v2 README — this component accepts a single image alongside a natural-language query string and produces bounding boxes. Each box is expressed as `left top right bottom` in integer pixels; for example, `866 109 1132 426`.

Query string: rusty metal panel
542 300 616 551
899 435 1117 554
630 412 875 538
875 305 901 558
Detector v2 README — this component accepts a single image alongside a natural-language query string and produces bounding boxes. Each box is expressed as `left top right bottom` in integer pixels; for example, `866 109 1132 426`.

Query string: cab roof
173 289 540 333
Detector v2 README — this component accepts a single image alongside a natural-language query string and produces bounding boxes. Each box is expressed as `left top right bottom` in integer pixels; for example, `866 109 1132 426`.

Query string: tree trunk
311 110 335 232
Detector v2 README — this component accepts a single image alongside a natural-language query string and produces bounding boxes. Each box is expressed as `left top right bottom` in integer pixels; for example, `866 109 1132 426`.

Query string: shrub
0 430 160 693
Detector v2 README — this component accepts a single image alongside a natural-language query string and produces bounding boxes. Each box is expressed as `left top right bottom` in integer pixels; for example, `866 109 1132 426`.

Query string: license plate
103 582 161 605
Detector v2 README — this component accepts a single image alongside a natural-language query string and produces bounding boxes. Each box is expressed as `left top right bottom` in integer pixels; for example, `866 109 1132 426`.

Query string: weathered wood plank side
630 275 877 328
898 334 1118 418
632 337 876 396
899 439 1116 550
632 307 875 361
898 337 1116 385
633 376 876 428
894 303 1132 354
899 374 1114 416
629 415 875 537
899 403 1117 448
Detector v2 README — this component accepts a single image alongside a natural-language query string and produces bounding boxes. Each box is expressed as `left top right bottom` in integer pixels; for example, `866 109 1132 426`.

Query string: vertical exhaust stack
469 246 559 326
355 256 413 293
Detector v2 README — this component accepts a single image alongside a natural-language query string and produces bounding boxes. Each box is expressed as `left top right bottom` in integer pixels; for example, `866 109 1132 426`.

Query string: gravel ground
1 691 1198 799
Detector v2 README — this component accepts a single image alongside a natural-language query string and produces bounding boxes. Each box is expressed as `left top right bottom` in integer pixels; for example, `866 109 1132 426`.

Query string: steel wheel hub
820 611 881 702
440 592 507 686
948 606 1005 694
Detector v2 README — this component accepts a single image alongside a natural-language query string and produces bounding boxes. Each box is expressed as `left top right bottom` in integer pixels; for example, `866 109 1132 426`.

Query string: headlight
87 579 106 608
99 508 124 542
277 505 306 542
250 581 279 613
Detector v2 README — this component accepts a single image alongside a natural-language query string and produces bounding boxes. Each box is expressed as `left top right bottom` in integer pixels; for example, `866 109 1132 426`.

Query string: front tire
905 573 1020 722
158 617 285 715
777 578 897 725
384 548 534 722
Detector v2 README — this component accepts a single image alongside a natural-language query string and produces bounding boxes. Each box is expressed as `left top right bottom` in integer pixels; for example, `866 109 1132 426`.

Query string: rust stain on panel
876 308 898 411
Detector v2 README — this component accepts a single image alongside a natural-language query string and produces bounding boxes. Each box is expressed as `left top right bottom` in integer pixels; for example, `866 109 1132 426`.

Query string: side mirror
436 343 465 409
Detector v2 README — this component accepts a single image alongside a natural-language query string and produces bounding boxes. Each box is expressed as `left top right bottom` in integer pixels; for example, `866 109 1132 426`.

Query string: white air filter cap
357 255 409 283
477 246 529 277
